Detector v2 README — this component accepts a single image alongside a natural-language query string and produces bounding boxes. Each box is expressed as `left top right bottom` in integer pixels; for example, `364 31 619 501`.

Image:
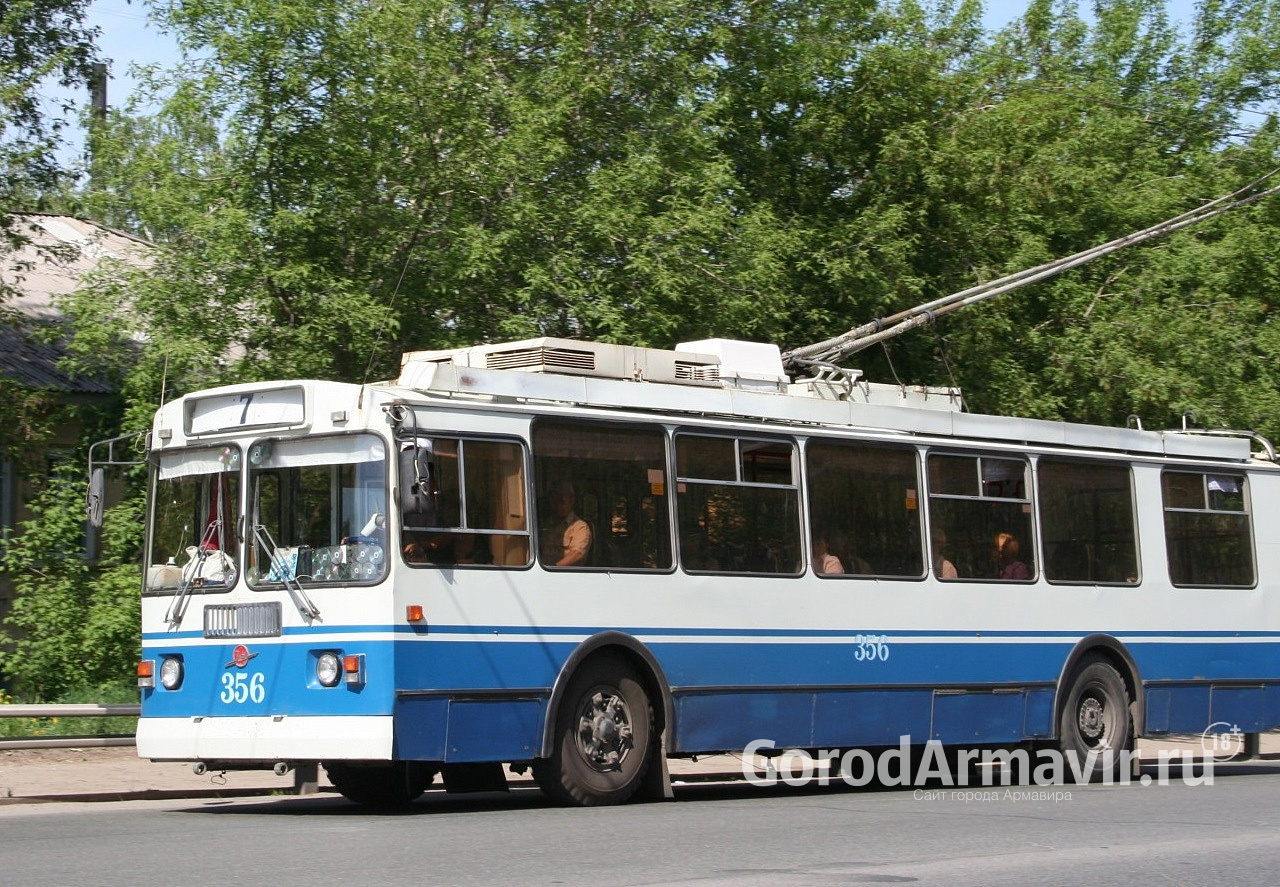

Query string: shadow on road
174 757 1280 817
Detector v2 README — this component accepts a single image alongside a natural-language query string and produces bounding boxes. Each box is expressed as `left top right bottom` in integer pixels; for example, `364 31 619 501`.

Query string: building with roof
0 214 152 617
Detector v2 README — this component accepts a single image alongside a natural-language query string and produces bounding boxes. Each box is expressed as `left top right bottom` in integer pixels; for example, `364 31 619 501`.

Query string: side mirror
398 440 436 527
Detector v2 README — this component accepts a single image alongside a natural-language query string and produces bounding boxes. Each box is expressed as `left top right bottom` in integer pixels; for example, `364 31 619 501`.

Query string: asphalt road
4 761 1279 886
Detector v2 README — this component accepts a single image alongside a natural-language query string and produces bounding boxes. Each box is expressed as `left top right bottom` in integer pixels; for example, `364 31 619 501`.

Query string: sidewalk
0 746 750 804
0 747 310 804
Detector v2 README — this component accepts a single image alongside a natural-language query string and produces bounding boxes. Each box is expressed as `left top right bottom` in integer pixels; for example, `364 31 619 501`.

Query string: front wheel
1058 657 1132 782
324 761 436 807
535 654 653 806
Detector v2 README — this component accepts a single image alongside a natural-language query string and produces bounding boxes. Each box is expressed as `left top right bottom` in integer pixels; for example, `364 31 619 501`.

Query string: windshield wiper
165 519 227 627
252 524 322 621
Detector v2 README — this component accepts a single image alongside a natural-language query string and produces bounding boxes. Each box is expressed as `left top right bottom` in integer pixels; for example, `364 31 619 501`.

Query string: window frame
398 432 533 571
675 431 803 577
1161 468 1256 589
531 419 675 573
926 449 1036 583
803 437 925 580
1037 457 1141 586
144 443 243 597
246 432 391 587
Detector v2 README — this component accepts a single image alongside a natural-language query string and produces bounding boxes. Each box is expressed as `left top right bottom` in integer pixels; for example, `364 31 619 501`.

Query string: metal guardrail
0 703 140 751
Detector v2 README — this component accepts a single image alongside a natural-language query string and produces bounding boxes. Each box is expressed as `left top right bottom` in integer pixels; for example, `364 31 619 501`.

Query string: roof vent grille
400 337 721 387
485 346 596 373
675 361 720 383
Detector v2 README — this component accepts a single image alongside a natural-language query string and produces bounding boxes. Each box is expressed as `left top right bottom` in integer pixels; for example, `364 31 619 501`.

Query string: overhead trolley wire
782 167 1280 374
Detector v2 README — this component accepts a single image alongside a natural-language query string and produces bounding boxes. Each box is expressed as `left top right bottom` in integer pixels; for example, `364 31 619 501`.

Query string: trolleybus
129 336 1280 805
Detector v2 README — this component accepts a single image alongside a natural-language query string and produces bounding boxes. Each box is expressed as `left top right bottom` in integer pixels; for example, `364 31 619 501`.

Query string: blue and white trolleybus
133 336 1280 805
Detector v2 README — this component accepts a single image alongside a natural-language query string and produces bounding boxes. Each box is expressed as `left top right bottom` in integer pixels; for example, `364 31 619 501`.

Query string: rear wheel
324 761 436 807
535 654 653 806
1058 657 1132 782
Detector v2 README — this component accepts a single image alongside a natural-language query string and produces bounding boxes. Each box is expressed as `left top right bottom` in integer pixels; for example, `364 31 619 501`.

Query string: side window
1162 471 1254 587
927 453 1035 581
400 437 530 568
676 434 801 575
805 441 923 578
1038 459 1138 584
532 421 672 571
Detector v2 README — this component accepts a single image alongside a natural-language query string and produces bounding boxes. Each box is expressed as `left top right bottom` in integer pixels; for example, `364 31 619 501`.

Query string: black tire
535 654 653 806
1058 657 1132 782
324 761 436 807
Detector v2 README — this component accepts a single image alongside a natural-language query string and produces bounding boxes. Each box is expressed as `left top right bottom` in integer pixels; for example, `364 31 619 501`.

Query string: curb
0 767 752 806
0 786 290 806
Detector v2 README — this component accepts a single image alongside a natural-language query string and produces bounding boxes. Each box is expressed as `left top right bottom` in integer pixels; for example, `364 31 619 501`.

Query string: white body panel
137 715 394 761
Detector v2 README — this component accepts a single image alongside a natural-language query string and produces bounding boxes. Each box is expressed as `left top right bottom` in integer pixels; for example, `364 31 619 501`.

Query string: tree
70 0 1280 435
1 0 102 459
1 0 99 261
24 0 1280 700
812 0 1280 433
0 468 140 700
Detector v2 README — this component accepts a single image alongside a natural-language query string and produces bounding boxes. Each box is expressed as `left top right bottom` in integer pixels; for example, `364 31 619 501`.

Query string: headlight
316 652 341 687
159 656 184 690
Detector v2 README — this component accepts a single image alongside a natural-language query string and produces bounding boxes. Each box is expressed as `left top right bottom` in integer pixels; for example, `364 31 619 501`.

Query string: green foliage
25 0 1280 583
2 0 1278 710
0 374 61 459
0 468 140 701
859 0 1280 432
68 0 1280 440
1 0 99 267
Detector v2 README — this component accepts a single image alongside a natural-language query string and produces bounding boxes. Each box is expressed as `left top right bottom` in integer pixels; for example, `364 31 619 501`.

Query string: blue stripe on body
141 628 1280 759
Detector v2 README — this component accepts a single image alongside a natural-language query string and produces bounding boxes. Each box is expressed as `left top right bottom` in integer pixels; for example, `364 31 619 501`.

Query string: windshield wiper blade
252 524 321 621
165 519 225 627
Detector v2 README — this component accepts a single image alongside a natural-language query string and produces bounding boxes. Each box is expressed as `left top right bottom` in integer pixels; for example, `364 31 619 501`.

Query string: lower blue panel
1264 685 1280 731
817 690 933 747
1024 688 1054 737
675 693 817 750
675 688 1039 751
1146 683 1280 735
932 692 1026 744
444 698 544 762
1144 686 1211 734
393 696 546 762
394 697 449 759
1211 686 1270 733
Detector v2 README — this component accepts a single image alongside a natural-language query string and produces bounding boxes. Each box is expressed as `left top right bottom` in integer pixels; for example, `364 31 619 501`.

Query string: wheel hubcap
1078 695 1106 744
575 689 634 771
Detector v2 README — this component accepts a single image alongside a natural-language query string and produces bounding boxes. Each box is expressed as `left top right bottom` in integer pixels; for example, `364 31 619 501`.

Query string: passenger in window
993 532 1030 580
932 531 959 580
402 533 431 562
541 483 592 567
812 531 845 575
403 531 472 565
680 530 721 571
834 528 872 574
